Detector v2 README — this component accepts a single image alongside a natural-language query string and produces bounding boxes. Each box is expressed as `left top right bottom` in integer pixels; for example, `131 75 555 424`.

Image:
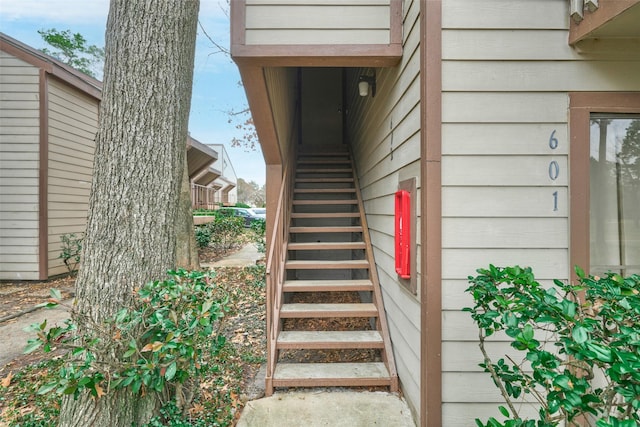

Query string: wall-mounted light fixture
358 70 376 98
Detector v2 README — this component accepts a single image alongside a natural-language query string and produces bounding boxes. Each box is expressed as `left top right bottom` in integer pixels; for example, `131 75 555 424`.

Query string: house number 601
549 130 558 211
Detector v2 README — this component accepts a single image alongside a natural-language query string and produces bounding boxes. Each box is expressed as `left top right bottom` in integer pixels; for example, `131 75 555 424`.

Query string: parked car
248 207 266 219
217 207 264 227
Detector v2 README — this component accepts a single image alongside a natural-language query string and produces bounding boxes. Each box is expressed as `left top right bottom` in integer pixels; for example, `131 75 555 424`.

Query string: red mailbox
394 190 411 279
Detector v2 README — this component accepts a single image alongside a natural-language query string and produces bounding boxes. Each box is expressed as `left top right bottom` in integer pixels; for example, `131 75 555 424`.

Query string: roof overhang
0 32 102 100
570 0 640 45
187 136 218 180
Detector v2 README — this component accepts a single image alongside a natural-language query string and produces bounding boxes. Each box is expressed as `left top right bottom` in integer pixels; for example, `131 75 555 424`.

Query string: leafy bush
194 225 212 248
249 219 266 253
26 270 228 407
58 232 84 274
192 209 217 216
464 266 640 427
206 215 244 253
235 202 251 209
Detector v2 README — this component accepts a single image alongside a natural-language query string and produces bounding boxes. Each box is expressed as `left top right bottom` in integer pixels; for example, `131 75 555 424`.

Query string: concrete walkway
202 243 264 268
0 301 71 367
236 390 416 427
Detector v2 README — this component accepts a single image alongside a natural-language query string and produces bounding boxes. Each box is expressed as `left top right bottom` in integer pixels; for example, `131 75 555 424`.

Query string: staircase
265 146 398 394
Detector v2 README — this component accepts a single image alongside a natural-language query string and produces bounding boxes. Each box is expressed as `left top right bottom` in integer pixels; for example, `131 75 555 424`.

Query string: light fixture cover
358 80 369 97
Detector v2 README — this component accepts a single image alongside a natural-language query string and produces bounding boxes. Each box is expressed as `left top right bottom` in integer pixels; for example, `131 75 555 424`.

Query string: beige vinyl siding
264 67 299 163
441 0 640 424
46 77 97 277
347 0 421 416
0 52 40 280
245 0 391 45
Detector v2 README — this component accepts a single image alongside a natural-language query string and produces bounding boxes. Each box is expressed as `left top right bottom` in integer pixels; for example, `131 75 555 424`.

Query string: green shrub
249 219 266 253
207 215 244 254
234 202 251 209
194 225 212 248
464 266 640 427
58 232 84 274
26 270 228 406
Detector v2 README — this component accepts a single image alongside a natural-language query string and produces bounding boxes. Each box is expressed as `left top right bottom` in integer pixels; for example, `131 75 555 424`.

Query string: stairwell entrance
264 67 398 394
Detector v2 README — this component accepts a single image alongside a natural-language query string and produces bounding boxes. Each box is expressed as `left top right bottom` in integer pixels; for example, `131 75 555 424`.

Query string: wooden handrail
264 101 299 392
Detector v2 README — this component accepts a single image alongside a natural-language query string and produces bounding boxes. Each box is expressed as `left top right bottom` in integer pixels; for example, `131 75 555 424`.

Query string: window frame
569 92 640 281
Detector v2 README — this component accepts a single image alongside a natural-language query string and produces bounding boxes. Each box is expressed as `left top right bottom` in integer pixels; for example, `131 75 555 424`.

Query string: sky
0 0 266 185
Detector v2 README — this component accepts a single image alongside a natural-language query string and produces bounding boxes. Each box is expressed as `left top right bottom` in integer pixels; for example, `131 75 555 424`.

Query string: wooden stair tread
288 241 365 250
292 200 358 205
296 178 354 183
297 168 353 173
289 226 362 233
297 159 351 164
290 212 360 218
285 259 369 269
283 279 373 292
278 331 383 349
294 188 355 193
273 362 390 384
280 303 378 317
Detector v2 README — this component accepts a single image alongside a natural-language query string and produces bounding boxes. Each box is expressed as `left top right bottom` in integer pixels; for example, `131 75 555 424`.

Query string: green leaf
23 339 43 354
37 382 57 395
575 265 585 279
165 362 177 381
50 288 62 300
587 342 613 363
522 324 534 341
498 406 509 417
572 326 589 344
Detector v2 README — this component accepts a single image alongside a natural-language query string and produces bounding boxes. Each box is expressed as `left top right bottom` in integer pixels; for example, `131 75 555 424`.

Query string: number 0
549 161 559 180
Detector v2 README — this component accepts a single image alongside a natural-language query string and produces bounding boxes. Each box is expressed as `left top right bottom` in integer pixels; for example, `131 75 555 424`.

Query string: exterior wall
347 0 421 416
245 0 392 45
440 0 640 424
209 144 239 205
0 51 40 280
46 77 98 277
263 67 298 165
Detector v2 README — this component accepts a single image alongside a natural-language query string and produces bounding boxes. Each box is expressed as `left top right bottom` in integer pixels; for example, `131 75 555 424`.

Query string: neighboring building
0 33 101 280
230 1 640 426
0 34 223 280
209 143 238 205
192 143 238 208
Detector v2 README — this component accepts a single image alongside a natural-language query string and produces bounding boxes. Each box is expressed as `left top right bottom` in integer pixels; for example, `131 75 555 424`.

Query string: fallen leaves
1 372 13 387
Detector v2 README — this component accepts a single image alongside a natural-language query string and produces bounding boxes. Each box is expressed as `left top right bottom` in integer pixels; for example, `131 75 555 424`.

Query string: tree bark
176 153 200 270
59 1 199 426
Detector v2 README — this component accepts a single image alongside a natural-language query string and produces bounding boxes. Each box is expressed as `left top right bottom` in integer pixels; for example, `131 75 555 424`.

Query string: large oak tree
58 1 200 425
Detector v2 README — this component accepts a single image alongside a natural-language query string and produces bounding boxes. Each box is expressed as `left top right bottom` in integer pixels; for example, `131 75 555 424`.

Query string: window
570 93 640 279
589 115 640 275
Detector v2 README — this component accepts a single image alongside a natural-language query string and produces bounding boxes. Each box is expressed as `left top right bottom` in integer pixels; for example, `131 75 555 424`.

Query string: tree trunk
59 1 199 426
176 153 200 270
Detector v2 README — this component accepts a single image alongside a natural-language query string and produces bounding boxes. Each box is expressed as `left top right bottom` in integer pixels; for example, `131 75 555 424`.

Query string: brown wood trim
568 92 640 283
390 0 403 45
38 70 49 280
420 0 443 425
569 0 640 44
232 44 402 67
230 0 246 46
237 65 282 166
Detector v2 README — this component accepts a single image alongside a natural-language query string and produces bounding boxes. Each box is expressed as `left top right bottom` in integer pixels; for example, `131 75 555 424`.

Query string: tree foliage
38 28 104 78
236 177 265 207
465 265 640 427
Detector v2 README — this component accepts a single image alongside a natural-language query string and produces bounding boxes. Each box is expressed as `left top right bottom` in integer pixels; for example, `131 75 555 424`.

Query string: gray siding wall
245 0 392 45
46 77 97 277
264 67 299 163
347 0 421 417
0 52 40 280
441 0 640 424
